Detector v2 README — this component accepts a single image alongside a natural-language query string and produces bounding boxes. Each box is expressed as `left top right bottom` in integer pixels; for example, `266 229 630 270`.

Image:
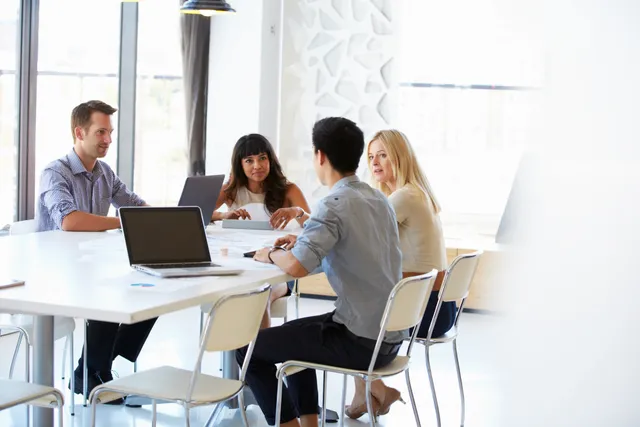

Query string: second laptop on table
177 174 225 226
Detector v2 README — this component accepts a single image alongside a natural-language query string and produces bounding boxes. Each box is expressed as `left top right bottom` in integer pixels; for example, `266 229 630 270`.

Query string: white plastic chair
9 219 37 235
275 270 439 427
417 251 483 427
199 279 299 336
200 280 299 378
0 379 65 426
89 283 272 427
7 220 77 414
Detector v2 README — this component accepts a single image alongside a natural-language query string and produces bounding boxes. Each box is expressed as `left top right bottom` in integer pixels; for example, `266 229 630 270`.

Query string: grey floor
0 298 500 426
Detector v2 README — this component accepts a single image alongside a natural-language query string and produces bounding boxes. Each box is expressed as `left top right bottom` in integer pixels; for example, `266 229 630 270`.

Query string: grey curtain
180 2 211 176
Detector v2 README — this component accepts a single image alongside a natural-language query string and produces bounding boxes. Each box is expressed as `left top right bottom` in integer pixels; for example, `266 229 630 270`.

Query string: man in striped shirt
36 100 156 404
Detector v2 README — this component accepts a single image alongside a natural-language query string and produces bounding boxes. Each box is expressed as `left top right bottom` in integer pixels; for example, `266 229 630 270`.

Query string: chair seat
10 314 76 342
92 366 243 405
281 356 410 379
424 326 458 344
0 380 62 410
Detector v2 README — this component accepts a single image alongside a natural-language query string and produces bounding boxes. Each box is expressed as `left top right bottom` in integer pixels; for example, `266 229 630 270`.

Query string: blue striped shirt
291 175 405 342
36 149 145 231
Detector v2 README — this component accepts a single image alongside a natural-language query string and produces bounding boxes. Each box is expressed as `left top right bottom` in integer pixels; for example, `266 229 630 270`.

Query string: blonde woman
345 130 456 419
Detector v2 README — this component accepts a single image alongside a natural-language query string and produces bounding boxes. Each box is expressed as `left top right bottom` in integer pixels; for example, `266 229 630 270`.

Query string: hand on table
253 247 272 264
223 209 251 220
274 234 297 250
269 207 301 230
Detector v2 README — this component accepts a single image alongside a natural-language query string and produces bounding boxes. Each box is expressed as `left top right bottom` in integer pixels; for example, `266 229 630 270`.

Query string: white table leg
33 315 55 427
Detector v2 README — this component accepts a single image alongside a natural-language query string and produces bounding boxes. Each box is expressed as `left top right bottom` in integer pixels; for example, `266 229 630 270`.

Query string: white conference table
0 224 293 427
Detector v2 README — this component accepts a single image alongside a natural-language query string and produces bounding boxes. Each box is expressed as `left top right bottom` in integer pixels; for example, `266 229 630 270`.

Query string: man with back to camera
236 117 404 427
36 100 156 404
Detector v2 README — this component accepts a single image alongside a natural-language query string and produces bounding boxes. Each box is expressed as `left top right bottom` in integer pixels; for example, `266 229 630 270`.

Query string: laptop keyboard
140 263 219 269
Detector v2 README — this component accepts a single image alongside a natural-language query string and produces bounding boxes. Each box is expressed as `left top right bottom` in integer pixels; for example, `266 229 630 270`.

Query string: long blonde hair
367 130 441 214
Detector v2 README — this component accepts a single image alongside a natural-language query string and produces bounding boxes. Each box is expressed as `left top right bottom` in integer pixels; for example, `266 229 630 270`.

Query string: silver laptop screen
120 207 211 265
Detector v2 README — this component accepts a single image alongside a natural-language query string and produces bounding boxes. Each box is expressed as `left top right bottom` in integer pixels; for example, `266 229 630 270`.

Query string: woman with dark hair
213 134 311 328
212 134 311 229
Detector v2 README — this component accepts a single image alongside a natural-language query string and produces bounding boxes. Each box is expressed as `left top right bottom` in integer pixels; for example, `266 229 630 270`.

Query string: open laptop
178 174 225 226
119 206 242 278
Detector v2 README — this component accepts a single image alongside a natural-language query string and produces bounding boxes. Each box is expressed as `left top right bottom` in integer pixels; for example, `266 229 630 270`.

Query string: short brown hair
70 100 117 140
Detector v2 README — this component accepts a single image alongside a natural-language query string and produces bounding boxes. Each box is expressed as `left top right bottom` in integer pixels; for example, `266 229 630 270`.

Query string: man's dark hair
70 100 117 140
312 117 364 174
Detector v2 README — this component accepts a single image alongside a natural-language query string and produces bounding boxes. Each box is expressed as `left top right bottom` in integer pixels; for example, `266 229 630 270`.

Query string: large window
0 1 20 229
135 0 188 206
35 0 121 186
395 0 543 237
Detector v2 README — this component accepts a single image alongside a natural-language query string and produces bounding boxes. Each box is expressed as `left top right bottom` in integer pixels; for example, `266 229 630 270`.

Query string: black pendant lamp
180 0 236 17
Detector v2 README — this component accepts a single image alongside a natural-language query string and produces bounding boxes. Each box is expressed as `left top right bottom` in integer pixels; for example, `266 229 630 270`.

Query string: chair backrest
10 220 37 236
381 269 438 333
187 284 271 402
201 283 271 353
366 270 437 373
441 251 483 302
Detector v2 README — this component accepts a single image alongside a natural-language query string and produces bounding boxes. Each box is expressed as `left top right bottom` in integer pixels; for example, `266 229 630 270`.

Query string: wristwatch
267 245 287 264
295 208 305 219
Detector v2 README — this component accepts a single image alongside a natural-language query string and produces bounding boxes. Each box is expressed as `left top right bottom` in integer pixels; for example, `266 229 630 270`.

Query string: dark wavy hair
224 134 289 215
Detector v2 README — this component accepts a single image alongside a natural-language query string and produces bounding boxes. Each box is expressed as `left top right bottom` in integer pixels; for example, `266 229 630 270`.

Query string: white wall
277 0 396 201
205 0 282 177
206 0 395 204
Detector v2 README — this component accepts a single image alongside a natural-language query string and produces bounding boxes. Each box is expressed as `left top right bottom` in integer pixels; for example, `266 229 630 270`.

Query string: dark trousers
236 312 399 426
76 318 157 374
416 291 457 339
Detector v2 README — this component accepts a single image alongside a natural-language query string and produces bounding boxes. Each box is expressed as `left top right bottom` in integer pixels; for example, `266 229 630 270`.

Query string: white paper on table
244 203 305 232
240 203 271 221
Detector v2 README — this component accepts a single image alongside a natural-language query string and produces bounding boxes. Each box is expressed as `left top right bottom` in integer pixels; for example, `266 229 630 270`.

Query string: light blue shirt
36 149 145 231
291 175 405 342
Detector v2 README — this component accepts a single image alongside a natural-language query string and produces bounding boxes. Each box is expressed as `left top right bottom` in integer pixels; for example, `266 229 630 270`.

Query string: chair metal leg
53 390 64 427
25 336 30 427
406 368 422 427
83 321 88 407
340 374 347 427
69 332 75 416
134 360 138 373
90 390 99 427
425 344 440 427
293 279 300 320
152 399 157 427
61 334 69 380
9 331 23 379
185 403 191 427
24 336 30 382
365 378 377 427
321 371 328 427
239 385 250 427
453 339 466 427
203 403 224 427
275 371 285 427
